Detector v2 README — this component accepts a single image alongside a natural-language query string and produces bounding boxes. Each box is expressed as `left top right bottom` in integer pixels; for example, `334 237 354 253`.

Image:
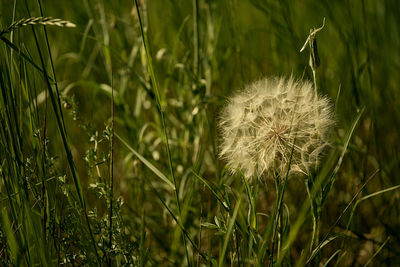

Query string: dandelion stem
310 214 319 255
312 68 318 96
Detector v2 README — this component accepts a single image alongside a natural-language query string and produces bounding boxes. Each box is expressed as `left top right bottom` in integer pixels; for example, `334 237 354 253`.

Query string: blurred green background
1 0 399 265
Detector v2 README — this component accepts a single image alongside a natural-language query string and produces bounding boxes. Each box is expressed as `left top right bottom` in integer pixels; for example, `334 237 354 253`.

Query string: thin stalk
133 0 190 264
310 213 319 256
41 59 48 242
309 42 320 256
269 177 287 266
364 237 390 267
36 0 49 240
148 182 208 262
9 0 17 58
108 74 115 265
312 69 318 96
197 202 203 267
305 179 319 257
193 0 199 76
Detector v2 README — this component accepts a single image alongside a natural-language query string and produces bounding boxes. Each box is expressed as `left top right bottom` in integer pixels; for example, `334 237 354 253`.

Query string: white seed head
219 76 334 179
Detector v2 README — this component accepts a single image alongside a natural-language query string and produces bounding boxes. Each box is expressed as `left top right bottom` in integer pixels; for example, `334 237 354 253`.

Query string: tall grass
0 0 399 266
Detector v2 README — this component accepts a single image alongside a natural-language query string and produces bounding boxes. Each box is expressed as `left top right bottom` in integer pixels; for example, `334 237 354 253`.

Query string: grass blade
219 198 241 267
364 237 390 267
115 133 175 190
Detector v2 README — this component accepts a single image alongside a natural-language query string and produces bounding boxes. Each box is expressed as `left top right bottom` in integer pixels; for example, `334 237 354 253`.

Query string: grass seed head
0 17 76 37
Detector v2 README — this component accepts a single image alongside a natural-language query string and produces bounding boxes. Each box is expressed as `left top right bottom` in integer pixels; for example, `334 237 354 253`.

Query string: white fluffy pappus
219 76 334 179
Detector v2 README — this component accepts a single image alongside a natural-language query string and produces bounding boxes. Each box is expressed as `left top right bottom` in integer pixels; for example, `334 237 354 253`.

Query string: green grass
0 0 400 266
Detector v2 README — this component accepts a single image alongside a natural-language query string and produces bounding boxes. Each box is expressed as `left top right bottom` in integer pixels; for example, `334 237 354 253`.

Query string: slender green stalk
364 237 390 267
148 182 208 262
312 69 318 95
269 174 288 266
307 184 319 257
108 73 115 265
218 198 241 267
133 1 190 264
193 0 199 76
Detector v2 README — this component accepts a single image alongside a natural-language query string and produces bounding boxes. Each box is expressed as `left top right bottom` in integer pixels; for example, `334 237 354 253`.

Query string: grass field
1 0 400 266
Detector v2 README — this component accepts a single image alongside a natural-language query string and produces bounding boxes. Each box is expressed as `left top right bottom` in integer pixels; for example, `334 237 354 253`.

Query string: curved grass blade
346 185 400 234
308 234 342 263
322 106 366 204
322 249 341 267
191 170 228 210
115 133 175 190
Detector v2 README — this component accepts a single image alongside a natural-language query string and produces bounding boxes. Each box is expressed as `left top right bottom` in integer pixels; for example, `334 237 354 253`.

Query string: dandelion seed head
219 76 334 179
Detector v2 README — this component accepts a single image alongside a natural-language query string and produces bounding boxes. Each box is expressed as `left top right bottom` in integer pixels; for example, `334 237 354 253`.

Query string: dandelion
219 76 334 179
